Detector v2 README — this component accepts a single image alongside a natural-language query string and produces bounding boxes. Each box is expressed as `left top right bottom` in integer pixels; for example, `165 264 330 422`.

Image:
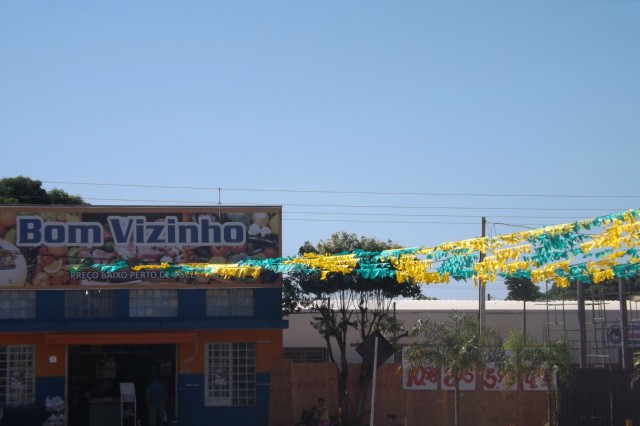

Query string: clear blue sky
1 1 639 300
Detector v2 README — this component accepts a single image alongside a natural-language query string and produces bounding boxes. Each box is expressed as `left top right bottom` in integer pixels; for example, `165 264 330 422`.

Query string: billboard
0 206 281 288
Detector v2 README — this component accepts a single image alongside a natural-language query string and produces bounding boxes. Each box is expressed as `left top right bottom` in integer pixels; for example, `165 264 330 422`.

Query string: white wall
284 299 640 365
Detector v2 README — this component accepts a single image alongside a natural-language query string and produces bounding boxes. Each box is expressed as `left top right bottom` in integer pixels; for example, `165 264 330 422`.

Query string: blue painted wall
178 373 270 426
0 287 285 426
0 288 287 332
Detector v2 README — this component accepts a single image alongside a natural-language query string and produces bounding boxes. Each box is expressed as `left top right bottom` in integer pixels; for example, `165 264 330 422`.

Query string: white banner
402 348 438 390
441 368 476 391
482 363 506 391
403 365 439 390
522 372 556 391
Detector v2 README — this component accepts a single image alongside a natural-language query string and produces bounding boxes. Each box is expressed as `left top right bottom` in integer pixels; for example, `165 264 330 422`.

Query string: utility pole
479 216 486 332
619 278 631 369
577 280 587 368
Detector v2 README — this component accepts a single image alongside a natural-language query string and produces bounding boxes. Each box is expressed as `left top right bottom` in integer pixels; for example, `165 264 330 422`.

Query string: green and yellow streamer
82 208 640 287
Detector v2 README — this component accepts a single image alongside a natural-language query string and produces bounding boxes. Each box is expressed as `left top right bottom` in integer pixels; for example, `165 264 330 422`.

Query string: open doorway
67 344 176 426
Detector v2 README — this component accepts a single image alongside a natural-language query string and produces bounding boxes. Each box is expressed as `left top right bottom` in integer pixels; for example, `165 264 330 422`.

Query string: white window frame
65 290 115 318
205 342 256 407
0 345 36 406
129 289 178 317
206 288 254 317
0 291 36 319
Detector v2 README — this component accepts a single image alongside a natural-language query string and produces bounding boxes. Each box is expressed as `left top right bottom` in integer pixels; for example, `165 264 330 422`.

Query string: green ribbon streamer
78 208 640 286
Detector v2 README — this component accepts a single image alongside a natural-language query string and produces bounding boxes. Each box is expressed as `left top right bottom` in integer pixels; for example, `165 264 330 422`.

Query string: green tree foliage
632 351 640 389
405 313 502 426
500 331 572 426
313 231 400 254
0 176 84 205
505 277 541 302
505 276 542 333
47 188 84 205
283 232 422 426
542 275 640 301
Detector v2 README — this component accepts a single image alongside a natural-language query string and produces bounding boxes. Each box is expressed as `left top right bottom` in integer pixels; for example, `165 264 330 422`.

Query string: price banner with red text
441 368 476 391
401 347 438 390
403 364 439 390
482 363 506 391
522 372 556 391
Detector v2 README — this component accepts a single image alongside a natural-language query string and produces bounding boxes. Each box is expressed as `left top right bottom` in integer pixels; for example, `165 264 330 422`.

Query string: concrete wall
284 299 640 365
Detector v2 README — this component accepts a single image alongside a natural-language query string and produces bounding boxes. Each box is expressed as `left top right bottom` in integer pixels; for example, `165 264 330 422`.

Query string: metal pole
369 336 379 426
479 217 486 332
577 280 587 368
619 278 631 369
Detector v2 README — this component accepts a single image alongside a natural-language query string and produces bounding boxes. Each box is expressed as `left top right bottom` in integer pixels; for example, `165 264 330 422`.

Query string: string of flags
81 208 640 288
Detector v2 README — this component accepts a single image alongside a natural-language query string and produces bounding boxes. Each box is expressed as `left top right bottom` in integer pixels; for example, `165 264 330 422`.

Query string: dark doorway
558 368 640 425
67 344 176 426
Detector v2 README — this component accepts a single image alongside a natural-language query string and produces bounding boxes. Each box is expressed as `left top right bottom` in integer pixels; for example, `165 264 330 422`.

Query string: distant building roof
386 299 628 312
294 298 631 314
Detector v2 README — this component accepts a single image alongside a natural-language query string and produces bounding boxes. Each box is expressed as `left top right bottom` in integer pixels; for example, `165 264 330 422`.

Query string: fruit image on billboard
0 206 281 288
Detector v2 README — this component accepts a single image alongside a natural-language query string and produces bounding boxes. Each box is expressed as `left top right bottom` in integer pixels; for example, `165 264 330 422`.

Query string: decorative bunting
82 208 640 287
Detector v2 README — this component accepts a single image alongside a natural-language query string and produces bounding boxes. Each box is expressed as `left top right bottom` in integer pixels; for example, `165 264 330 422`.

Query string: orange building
0 205 286 426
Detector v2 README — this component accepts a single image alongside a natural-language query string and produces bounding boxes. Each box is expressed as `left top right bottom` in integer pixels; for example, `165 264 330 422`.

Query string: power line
5 194 629 215
488 222 538 230
5 181 635 227
285 210 589 220
1 195 628 225
281 203 626 212
41 180 640 199
85 199 636 214
8 194 630 216
285 218 479 225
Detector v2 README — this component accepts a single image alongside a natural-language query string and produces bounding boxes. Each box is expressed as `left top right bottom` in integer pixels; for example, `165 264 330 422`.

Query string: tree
500 331 572 426
282 232 422 426
404 313 502 426
505 276 541 334
0 176 84 205
47 188 84 205
505 276 541 302
542 275 640 301
500 331 539 426
631 351 640 389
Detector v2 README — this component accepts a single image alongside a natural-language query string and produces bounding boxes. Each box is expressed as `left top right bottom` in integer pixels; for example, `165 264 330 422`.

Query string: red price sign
482 367 505 391
441 369 475 391
522 372 555 391
403 366 438 390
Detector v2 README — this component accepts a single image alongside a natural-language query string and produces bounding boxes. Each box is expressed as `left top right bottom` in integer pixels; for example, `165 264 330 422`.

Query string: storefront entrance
67 344 176 426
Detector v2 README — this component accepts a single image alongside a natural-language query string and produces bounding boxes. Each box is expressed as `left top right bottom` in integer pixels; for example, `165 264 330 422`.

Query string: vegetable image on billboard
0 238 27 286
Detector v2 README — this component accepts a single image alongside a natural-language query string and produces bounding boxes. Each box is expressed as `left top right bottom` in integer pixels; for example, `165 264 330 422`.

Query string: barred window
205 342 256 407
206 289 253 317
0 291 36 319
129 289 178 317
65 290 115 318
0 345 35 406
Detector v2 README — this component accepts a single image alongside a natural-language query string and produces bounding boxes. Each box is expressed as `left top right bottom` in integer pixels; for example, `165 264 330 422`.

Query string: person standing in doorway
146 374 166 426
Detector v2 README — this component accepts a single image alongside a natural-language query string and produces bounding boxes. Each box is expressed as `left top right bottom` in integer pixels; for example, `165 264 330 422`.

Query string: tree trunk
354 362 372 426
546 388 554 426
546 372 559 426
338 371 348 426
454 380 460 426
337 341 350 426
523 300 527 335
516 383 521 426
